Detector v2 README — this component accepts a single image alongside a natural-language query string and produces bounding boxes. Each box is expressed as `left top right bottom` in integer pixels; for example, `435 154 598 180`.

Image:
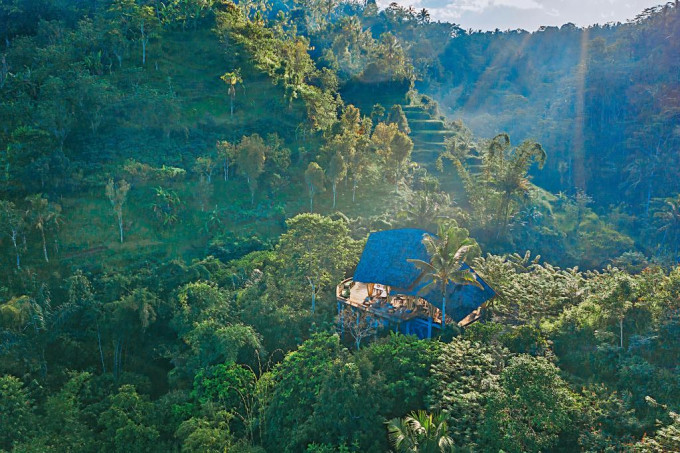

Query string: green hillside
0 1 679 452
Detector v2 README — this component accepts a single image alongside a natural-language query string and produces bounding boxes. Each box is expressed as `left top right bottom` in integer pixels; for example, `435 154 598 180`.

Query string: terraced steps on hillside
414 141 450 148
402 105 426 112
410 130 457 141
400 104 480 172
408 119 447 131
410 151 442 161
397 104 449 168
411 147 442 159
402 110 431 120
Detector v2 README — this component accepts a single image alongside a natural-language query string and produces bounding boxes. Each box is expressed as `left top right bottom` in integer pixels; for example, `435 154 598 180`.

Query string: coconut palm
654 194 680 258
386 411 455 453
220 69 243 118
408 223 482 327
26 194 61 263
105 179 131 243
484 133 546 237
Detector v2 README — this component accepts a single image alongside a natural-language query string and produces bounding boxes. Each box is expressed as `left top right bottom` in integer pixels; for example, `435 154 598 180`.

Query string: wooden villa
337 228 495 339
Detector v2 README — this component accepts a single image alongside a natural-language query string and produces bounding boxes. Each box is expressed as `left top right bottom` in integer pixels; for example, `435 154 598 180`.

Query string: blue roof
353 228 495 322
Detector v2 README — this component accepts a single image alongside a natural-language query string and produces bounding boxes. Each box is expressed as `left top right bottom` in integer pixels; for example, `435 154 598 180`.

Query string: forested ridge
0 1 679 452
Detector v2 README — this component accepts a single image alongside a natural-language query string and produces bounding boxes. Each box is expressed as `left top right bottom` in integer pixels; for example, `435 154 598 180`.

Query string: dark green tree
480 355 579 453
0 375 35 450
386 411 454 453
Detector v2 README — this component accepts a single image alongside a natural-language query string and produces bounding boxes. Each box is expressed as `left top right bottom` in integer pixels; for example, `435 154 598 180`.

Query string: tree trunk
40 345 47 378
620 317 624 348
11 229 19 269
97 322 106 373
645 179 653 219
356 313 361 350
41 227 49 262
113 338 123 380
113 339 118 379
497 193 510 239
117 211 124 243
441 282 447 328
352 180 357 203
332 182 337 208
310 280 316 313
141 22 147 65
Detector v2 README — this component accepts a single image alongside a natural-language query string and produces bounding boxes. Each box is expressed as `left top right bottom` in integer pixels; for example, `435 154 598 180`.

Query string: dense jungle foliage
0 0 679 451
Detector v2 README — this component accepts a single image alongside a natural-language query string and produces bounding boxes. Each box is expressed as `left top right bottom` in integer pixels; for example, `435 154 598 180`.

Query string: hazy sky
377 0 666 31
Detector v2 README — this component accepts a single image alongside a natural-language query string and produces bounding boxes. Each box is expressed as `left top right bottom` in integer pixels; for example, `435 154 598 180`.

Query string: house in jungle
336 228 495 339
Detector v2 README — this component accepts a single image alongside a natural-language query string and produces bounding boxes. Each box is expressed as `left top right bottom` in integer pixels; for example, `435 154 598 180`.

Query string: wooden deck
336 278 485 329
337 279 444 325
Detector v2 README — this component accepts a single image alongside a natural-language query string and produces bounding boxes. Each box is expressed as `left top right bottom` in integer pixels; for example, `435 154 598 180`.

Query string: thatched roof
353 228 495 322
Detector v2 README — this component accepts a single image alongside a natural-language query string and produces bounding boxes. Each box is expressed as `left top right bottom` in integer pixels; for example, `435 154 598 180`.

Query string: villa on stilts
337 228 495 339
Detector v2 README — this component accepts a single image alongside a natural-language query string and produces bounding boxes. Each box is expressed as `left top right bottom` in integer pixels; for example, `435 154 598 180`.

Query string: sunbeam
572 27 589 191
460 30 533 113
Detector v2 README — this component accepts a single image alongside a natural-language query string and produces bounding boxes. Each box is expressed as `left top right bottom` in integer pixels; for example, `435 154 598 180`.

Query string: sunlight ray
460 31 533 113
572 27 589 191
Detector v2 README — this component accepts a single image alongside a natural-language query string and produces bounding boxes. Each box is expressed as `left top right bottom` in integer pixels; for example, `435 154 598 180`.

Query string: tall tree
105 179 131 243
220 69 243 118
654 194 680 258
326 152 346 209
108 288 158 378
373 122 413 192
428 337 505 448
136 4 159 65
387 104 410 134
0 200 25 269
98 385 160 451
340 307 376 350
485 134 546 237
481 355 579 453
304 162 325 213
274 214 360 313
0 375 35 450
388 129 414 192
64 270 106 373
349 134 371 202
236 134 267 205
109 0 159 66
193 156 216 183
263 333 343 452
26 194 61 263
216 139 236 181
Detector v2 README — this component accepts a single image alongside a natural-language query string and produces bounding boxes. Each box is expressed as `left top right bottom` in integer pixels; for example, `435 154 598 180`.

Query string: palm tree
416 8 431 24
105 179 131 243
26 194 61 263
221 69 243 118
386 411 455 453
484 134 546 238
654 194 680 258
408 223 482 327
